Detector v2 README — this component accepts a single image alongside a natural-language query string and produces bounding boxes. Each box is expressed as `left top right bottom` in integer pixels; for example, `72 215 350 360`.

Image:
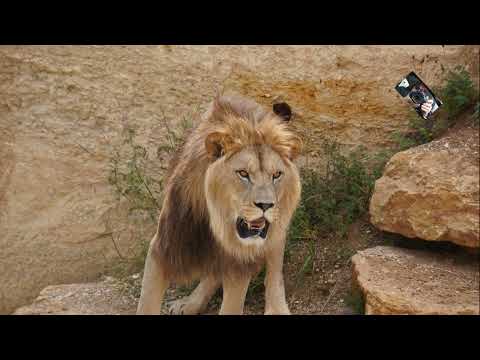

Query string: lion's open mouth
236 217 270 239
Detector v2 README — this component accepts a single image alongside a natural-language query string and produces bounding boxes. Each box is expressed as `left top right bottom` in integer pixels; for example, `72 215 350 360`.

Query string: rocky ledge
351 246 479 315
12 276 138 315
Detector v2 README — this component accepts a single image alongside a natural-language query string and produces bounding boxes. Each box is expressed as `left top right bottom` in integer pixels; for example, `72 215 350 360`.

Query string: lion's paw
167 297 203 315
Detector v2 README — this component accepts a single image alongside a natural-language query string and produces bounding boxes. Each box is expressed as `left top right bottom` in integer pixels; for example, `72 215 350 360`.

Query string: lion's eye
273 171 283 181
237 170 250 180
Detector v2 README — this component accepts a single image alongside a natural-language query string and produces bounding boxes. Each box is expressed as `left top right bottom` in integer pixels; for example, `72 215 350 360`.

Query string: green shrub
108 126 163 223
284 139 391 278
438 65 478 122
390 113 435 151
391 130 419 151
408 113 435 143
106 115 193 278
156 115 194 156
288 139 388 242
108 114 194 221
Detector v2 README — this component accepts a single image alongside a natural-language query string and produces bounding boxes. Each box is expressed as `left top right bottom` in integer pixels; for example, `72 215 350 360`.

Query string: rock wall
0 45 478 314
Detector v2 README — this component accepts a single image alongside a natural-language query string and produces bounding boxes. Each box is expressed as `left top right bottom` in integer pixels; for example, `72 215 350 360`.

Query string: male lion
137 94 302 315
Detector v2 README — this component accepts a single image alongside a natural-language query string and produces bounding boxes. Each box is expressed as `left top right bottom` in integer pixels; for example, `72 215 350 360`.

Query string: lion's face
199 97 301 259
204 146 301 265
206 144 295 246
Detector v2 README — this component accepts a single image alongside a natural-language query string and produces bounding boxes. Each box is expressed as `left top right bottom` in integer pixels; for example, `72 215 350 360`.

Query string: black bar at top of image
0 5 479 44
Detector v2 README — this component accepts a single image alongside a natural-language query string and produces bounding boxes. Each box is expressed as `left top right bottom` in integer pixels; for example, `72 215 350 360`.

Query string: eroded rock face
370 125 479 248
351 246 480 315
1 45 478 313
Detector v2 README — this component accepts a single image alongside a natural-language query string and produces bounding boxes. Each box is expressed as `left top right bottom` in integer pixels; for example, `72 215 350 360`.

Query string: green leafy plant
108 126 162 222
390 130 418 151
106 115 194 279
290 140 385 239
286 139 390 277
437 65 478 122
108 113 194 221
156 114 194 156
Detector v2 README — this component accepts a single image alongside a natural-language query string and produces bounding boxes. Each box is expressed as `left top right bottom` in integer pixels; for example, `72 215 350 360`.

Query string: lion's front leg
219 274 251 315
137 237 170 315
264 241 291 315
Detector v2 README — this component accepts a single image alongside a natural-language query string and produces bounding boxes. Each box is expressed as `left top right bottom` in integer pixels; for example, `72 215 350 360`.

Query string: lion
136 94 302 315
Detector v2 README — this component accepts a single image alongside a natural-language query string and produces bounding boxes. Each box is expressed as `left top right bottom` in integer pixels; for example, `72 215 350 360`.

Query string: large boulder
370 125 479 248
351 246 479 315
1 45 478 313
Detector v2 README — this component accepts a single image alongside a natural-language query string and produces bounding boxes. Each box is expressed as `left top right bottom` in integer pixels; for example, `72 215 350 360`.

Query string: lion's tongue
249 218 265 229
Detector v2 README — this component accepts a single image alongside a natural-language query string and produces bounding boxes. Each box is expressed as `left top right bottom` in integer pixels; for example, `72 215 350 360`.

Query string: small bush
390 112 437 151
289 141 390 250
288 139 388 243
390 130 419 151
285 139 391 278
438 65 478 122
108 114 194 221
108 126 163 223
156 115 194 156
107 114 193 277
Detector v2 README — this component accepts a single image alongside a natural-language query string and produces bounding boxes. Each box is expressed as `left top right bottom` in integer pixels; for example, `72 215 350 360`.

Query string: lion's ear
273 102 292 122
205 131 234 160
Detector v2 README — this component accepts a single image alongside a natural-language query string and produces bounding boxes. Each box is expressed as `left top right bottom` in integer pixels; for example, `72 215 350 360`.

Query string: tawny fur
137 93 302 315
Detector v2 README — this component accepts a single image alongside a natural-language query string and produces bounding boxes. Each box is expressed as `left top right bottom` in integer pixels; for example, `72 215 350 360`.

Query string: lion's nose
254 202 274 212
